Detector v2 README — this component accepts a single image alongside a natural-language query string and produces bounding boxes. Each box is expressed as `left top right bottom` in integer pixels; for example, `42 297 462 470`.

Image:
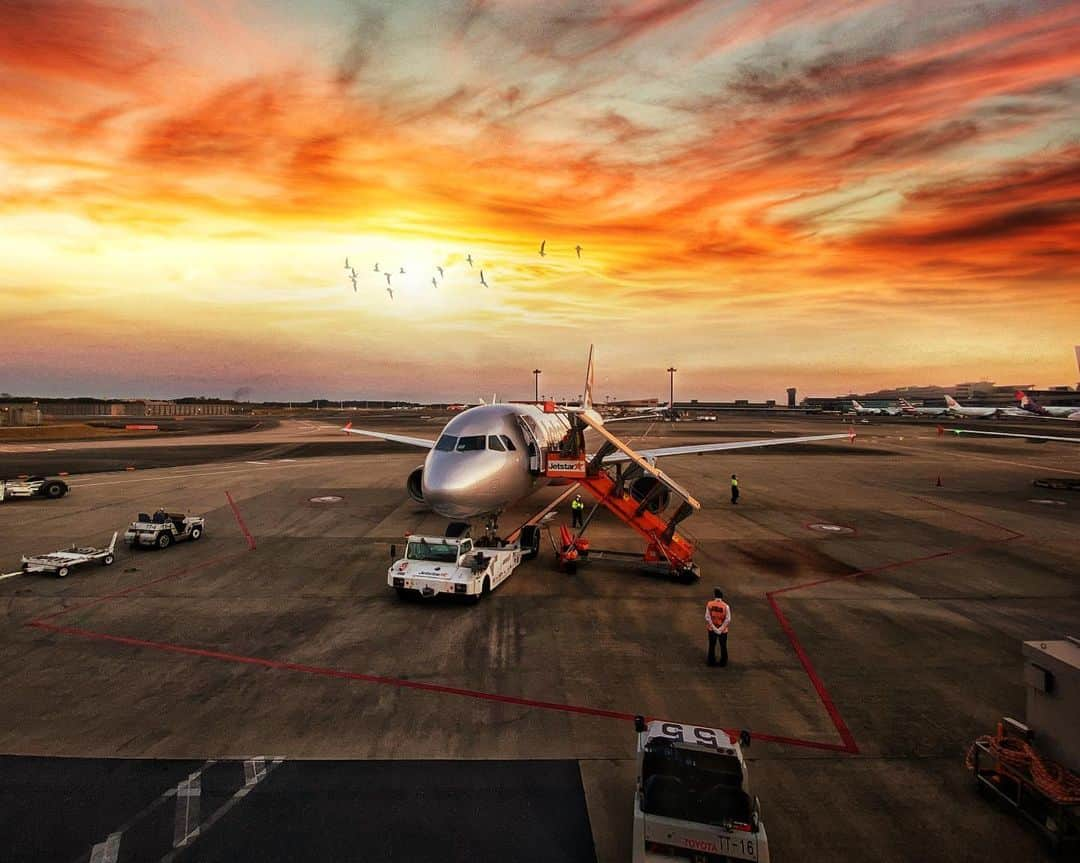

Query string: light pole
666 366 677 409
532 369 542 402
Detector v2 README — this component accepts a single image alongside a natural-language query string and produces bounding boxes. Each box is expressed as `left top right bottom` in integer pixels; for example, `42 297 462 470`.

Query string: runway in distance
343 348 852 529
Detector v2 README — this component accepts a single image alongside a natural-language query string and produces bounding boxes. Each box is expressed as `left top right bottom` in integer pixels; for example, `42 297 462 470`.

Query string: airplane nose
422 453 505 520
422 457 481 519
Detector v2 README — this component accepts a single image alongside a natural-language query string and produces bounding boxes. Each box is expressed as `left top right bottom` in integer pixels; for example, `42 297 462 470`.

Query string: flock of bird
343 241 583 300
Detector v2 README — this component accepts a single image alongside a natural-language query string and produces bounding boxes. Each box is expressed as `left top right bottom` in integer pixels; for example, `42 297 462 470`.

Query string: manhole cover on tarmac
1029 499 1066 506
807 523 856 534
309 495 343 503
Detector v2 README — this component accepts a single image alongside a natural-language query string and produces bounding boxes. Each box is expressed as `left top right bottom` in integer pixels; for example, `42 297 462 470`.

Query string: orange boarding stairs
546 411 701 582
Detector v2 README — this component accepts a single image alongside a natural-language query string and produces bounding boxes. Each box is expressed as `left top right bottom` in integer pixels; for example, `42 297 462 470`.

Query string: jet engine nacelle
407 465 425 503
630 476 670 513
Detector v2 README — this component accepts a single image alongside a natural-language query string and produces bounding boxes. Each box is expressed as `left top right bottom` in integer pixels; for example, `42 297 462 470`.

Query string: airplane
850 399 899 416
943 394 998 419
341 348 852 536
1017 390 1080 420
897 397 948 417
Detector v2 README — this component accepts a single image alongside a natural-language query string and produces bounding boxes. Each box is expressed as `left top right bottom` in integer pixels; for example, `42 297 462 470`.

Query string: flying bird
431 277 437 289
386 286 394 300
385 272 392 286
466 254 473 267
575 244 582 259
399 266 405 274
374 262 380 272
480 270 488 287
437 266 444 279
539 240 546 257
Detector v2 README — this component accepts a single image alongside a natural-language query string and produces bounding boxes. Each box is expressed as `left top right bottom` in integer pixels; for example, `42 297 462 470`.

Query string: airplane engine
407 466 425 503
630 476 670 513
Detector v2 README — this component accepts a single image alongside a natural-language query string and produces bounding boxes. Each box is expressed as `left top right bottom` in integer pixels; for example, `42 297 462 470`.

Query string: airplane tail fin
582 345 595 410
851 399 863 410
944 394 960 408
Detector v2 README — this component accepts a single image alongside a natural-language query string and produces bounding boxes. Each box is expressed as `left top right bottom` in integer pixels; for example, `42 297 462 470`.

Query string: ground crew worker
706 588 731 667
730 474 739 505
571 493 585 528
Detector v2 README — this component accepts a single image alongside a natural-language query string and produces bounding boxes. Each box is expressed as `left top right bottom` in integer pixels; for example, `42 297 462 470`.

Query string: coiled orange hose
967 723 1080 804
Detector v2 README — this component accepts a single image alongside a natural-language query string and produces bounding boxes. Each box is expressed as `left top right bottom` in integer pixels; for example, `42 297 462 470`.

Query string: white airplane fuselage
418 403 594 520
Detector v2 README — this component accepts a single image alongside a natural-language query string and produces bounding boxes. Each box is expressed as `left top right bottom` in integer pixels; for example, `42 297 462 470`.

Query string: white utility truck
633 718 770 862
0 476 69 502
124 510 205 549
388 531 537 600
21 532 117 578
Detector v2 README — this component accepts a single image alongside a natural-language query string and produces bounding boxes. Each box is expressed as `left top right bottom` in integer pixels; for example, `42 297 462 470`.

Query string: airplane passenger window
435 435 457 452
500 435 516 451
488 435 506 451
456 435 486 451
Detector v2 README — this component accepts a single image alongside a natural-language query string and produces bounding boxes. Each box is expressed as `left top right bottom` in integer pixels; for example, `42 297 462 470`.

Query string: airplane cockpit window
456 435 486 451
499 435 517 451
435 435 457 452
488 435 506 451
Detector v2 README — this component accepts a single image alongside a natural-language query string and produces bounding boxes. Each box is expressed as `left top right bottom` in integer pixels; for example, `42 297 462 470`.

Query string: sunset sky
1 0 1077 402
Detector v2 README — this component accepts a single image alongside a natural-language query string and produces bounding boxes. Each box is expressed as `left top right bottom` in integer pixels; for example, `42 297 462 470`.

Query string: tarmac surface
1 412 1078 862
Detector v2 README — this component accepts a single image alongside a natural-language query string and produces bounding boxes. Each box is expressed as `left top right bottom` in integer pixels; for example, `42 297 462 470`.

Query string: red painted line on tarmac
765 592 859 754
764 497 1025 756
24 618 851 751
225 490 257 550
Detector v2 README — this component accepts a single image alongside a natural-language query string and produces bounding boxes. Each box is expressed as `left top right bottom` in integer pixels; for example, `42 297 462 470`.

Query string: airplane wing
603 433 854 461
942 428 1080 444
342 423 436 449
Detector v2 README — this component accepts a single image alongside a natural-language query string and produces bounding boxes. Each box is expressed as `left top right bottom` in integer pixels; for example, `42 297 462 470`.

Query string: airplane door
516 415 543 475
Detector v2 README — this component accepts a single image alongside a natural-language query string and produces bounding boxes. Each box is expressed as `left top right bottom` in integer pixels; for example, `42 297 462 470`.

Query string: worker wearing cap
571 493 585 528
730 474 739 505
706 588 731 667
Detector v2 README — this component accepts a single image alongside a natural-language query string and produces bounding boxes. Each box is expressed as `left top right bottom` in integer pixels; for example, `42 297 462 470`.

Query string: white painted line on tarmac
89 832 122 863
172 772 202 849
245 461 269 465
0 571 23 581
159 757 283 863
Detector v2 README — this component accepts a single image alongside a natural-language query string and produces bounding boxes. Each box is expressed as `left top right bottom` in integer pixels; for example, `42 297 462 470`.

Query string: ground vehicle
633 718 769 862
21 533 117 578
0 476 68 502
388 529 539 600
124 511 206 549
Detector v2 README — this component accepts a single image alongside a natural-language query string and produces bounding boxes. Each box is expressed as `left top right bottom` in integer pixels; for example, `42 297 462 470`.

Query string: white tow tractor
388 528 540 601
21 532 118 578
124 510 206 549
0 476 69 502
633 717 770 863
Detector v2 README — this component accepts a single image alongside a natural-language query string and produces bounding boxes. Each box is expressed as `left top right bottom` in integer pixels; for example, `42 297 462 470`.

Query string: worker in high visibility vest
571 493 585 528
730 474 739 505
706 588 731 667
